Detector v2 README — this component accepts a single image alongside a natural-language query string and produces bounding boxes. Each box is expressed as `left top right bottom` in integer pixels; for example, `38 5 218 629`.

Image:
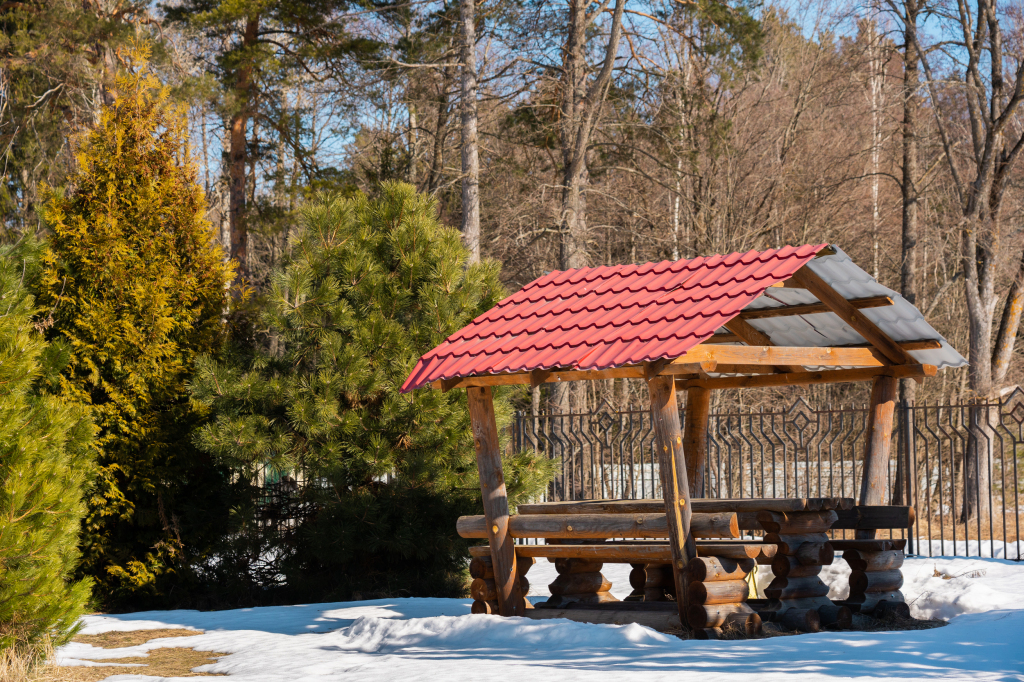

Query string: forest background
1 0 1024 654
6 0 1024 410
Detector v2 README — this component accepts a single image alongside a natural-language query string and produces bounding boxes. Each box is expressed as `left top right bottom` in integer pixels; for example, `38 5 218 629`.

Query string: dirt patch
33 629 227 682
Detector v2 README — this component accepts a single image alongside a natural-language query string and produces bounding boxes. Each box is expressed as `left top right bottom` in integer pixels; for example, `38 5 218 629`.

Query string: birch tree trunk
460 0 481 263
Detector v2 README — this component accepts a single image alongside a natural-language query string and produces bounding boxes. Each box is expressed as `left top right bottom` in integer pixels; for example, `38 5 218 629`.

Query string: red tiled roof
400 244 828 392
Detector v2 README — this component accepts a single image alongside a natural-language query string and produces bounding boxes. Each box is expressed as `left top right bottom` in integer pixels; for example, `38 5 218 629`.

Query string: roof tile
400 245 829 391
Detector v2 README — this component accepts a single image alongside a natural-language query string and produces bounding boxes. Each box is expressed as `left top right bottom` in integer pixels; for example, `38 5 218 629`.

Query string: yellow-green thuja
37 44 233 608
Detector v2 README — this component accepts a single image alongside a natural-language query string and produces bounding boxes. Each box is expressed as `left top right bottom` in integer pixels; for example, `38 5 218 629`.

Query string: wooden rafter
529 369 551 389
738 295 893 320
837 339 940 351
790 266 916 365
723 317 805 373
704 333 743 344
675 364 935 391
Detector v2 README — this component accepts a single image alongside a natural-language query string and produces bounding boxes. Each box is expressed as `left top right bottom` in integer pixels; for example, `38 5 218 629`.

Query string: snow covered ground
59 556 1024 681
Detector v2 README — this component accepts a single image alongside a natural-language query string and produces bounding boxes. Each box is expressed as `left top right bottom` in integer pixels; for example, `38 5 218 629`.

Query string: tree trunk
558 0 590 276
866 20 884 281
551 0 590 416
428 66 454 194
962 399 995 523
99 41 117 109
894 0 920 503
460 0 481 263
550 0 625 415
228 15 260 285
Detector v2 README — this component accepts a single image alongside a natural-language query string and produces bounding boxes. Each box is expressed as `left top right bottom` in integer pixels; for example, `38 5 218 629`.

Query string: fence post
900 401 916 555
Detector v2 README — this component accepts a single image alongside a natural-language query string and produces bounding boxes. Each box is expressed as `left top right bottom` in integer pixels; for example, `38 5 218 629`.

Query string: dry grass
33 646 227 682
22 628 227 682
1 644 39 682
71 629 202 649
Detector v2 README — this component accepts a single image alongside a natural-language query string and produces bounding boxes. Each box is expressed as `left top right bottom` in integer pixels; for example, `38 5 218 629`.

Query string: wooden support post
467 386 524 616
647 375 696 628
858 375 898 538
683 386 711 498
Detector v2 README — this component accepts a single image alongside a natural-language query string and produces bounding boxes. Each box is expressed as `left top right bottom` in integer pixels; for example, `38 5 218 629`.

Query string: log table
463 498 914 636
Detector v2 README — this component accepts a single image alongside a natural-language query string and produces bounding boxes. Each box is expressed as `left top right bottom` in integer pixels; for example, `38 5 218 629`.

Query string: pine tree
0 238 93 657
36 44 234 607
191 183 552 600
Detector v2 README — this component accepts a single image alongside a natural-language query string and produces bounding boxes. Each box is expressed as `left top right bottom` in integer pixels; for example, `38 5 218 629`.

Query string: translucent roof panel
735 245 966 371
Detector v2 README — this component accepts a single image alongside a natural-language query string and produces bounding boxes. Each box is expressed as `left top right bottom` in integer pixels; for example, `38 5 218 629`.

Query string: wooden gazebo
401 244 965 635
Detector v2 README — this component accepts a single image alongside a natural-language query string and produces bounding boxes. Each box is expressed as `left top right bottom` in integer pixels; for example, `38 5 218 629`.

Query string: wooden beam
644 358 671 381
466 386 524 616
456 511 739 539
706 337 941 351
667 345 894 369
832 505 915 531
858 375 898 538
714 364 775 375
467 542 773 562
704 333 743 344
529 369 551 389
429 341 940 390
790 266 916 365
723 317 804 373
675 364 935 390
738 295 893 321
768 279 808 288
647 375 696 628
518 497 854 515
836 339 941 351
683 386 711 498
468 543 675 562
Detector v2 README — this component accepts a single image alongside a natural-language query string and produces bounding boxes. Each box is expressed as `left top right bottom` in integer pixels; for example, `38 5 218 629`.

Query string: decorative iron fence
513 390 1024 560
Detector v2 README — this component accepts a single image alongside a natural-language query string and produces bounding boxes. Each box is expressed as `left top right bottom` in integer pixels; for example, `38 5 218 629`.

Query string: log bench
829 504 914 618
462 497 845 636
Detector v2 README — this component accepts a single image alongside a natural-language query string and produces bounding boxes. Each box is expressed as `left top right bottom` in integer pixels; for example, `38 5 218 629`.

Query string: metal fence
513 390 1024 560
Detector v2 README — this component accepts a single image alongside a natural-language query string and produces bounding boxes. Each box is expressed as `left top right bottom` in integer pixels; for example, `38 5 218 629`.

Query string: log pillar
858 375 897 540
647 374 696 628
683 386 711 498
467 386 524 616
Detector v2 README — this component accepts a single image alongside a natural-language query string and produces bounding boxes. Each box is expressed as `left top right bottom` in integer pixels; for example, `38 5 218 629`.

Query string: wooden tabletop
517 497 855 515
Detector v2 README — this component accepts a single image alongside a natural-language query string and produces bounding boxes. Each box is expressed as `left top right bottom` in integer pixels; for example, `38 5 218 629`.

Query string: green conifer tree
191 183 552 601
0 239 93 657
36 45 234 607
